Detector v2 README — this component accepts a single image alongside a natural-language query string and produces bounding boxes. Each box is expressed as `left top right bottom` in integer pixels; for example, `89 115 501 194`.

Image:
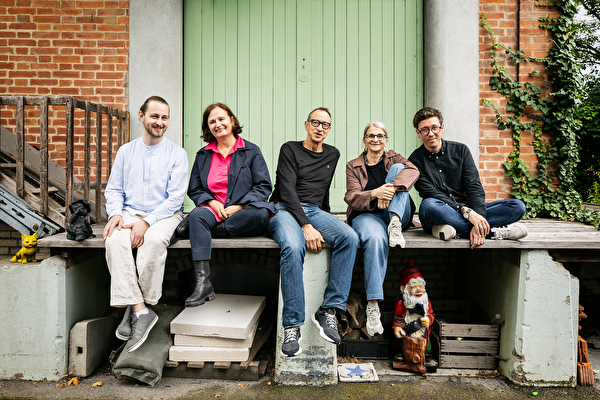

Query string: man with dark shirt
408 107 527 249
267 107 359 357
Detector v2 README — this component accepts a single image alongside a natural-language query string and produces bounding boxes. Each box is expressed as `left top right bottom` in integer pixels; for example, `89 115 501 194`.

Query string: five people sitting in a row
103 96 527 356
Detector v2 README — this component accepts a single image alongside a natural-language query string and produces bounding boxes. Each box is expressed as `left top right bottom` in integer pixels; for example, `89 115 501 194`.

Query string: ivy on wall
482 0 600 228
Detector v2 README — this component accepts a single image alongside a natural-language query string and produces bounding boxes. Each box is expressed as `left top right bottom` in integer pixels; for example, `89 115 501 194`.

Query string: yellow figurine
11 232 38 263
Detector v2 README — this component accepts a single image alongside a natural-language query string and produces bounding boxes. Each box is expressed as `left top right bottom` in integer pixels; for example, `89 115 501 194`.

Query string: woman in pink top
184 103 276 307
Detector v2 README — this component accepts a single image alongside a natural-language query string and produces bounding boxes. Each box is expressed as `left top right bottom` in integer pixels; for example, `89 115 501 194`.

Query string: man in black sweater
267 107 359 357
408 107 527 249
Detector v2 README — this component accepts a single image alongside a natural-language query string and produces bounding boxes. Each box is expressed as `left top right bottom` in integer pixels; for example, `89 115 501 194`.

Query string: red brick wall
479 1 558 201
0 0 130 255
0 0 129 174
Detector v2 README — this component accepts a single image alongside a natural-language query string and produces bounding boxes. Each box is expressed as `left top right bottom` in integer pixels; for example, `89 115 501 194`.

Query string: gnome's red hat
399 258 425 288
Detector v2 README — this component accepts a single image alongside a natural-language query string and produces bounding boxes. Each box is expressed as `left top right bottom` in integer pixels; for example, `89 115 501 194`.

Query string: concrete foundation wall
275 250 337 386
462 249 578 387
0 256 109 380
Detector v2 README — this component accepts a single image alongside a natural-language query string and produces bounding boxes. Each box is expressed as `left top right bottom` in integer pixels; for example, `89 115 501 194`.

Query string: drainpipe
517 0 521 82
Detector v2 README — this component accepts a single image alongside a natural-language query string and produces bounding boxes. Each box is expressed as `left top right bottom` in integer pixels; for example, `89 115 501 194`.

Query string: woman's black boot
185 260 216 307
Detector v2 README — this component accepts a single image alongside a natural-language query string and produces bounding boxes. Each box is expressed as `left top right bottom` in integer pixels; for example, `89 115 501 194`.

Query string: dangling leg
186 207 218 307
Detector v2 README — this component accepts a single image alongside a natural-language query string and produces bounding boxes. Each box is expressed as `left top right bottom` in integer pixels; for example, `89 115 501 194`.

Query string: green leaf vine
482 0 600 228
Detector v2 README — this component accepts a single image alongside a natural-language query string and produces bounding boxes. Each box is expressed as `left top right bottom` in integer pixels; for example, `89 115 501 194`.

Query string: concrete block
170 294 265 339
69 315 119 377
0 255 109 380
174 321 258 348
461 249 579 387
169 345 250 362
274 250 337 386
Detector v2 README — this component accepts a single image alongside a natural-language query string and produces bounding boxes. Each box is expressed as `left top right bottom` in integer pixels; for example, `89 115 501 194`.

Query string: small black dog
66 199 95 241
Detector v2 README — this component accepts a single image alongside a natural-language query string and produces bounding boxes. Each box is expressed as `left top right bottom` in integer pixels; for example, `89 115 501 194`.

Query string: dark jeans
418 198 526 238
189 205 269 260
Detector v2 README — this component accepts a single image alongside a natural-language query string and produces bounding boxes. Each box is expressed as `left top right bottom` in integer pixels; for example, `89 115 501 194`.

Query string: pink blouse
202 136 245 222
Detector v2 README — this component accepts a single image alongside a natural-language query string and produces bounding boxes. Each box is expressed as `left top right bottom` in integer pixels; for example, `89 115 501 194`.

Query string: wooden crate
432 318 499 370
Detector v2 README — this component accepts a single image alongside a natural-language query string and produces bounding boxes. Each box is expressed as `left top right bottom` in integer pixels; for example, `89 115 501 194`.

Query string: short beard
145 123 165 138
402 290 429 312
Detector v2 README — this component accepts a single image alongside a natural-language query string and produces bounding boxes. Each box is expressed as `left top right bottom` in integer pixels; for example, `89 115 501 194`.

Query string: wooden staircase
0 96 129 237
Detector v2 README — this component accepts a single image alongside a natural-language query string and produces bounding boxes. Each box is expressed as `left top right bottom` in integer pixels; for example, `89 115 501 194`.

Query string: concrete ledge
0 255 109 380
275 250 337 386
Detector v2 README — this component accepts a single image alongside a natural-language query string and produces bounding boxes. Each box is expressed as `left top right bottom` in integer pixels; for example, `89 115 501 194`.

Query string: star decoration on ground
346 365 369 377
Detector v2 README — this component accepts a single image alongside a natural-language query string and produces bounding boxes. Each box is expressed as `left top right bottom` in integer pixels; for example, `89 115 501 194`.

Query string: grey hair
363 121 388 138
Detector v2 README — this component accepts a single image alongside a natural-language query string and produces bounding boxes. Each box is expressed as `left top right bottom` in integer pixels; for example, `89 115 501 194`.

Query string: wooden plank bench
38 218 600 254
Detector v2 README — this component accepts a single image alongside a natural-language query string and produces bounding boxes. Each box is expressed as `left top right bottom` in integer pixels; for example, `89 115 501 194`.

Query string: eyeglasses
364 134 388 142
417 125 441 135
308 119 331 130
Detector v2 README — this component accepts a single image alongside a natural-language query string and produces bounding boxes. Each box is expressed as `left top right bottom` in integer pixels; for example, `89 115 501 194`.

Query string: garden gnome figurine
66 199 95 241
392 258 437 375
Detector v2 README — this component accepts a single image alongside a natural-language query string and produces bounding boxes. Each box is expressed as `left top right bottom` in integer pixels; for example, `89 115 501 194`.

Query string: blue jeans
350 163 412 301
266 203 359 328
189 205 270 260
418 198 526 238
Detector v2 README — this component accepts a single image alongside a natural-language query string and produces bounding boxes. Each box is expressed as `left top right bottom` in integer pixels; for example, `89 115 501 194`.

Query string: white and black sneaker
281 326 302 357
491 223 528 240
432 224 456 241
311 306 341 344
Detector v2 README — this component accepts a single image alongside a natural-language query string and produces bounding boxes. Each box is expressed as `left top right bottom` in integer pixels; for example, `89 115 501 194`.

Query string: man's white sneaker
432 224 456 241
491 223 528 240
387 219 405 248
365 303 384 336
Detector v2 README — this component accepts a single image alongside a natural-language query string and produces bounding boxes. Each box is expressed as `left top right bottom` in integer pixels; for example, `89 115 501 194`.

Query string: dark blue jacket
187 139 276 215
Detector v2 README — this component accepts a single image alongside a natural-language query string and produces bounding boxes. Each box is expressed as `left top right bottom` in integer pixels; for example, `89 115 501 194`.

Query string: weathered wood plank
439 354 497 369
95 103 102 222
84 101 91 200
16 96 24 198
40 96 49 216
213 361 231 369
438 321 498 338
162 360 264 381
37 219 600 253
65 98 74 216
440 340 498 354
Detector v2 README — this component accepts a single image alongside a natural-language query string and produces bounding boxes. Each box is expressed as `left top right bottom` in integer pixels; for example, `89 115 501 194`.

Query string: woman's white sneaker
365 303 384 336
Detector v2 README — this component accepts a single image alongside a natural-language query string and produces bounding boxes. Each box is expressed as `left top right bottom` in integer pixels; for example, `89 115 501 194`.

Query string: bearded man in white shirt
103 95 189 353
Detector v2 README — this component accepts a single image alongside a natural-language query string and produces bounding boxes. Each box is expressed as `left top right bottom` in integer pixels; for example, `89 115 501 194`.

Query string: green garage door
184 0 423 212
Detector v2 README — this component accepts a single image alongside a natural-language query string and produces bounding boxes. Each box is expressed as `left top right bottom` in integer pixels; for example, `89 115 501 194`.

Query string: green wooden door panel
184 0 423 212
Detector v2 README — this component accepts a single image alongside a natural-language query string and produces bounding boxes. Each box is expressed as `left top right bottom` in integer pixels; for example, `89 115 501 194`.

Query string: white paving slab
170 294 265 339
169 345 250 362
173 321 258 348
337 362 379 382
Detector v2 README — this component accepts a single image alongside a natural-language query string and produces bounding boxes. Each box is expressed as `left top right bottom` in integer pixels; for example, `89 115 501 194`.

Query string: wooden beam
40 96 49 216
16 96 24 197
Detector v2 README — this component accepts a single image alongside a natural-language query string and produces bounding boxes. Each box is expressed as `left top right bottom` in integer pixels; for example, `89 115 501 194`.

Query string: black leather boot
211 222 228 238
185 260 216 307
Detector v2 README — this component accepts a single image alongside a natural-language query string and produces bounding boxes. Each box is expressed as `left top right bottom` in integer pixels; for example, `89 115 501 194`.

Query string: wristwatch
462 207 472 219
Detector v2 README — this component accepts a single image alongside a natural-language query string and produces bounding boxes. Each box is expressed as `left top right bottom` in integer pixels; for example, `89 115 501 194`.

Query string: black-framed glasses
417 125 441 135
364 134 388 142
308 119 331 130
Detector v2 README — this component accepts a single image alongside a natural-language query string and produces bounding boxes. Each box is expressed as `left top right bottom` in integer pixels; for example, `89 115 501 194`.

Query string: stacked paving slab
169 294 266 362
